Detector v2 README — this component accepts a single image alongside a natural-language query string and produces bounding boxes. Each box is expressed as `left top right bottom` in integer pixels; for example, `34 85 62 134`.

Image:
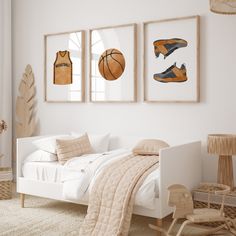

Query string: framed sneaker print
143 16 200 102
44 30 85 102
89 23 137 102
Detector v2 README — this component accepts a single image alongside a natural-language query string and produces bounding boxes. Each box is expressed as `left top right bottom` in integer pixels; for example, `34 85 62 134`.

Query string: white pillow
71 132 110 153
24 150 57 162
32 135 72 154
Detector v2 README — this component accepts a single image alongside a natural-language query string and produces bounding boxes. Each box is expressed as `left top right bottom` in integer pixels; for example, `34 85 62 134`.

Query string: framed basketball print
89 23 137 102
144 16 200 102
44 30 85 102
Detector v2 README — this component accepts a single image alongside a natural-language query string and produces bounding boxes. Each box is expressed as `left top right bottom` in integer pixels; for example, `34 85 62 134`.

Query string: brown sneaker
153 38 188 59
153 63 188 83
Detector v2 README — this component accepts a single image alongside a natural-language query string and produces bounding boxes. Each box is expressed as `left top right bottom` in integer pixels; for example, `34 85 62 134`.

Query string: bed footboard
158 141 201 218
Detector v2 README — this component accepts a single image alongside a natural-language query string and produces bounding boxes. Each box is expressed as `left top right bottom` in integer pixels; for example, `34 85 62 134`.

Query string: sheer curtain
0 0 12 167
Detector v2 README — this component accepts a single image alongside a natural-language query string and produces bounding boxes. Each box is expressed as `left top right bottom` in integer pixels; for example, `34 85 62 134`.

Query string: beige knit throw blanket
78 154 159 236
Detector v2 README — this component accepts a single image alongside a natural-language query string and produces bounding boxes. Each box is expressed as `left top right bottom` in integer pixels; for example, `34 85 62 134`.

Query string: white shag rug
0 194 231 236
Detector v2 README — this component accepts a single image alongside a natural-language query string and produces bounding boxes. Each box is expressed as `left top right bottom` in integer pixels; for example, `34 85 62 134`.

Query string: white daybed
17 135 202 227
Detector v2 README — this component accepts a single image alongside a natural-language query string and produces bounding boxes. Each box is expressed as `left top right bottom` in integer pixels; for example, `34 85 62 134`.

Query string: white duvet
61 149 159 209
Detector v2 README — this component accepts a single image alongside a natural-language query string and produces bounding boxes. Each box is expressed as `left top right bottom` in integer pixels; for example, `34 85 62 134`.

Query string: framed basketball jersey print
89 24 137 102
44 30 85 102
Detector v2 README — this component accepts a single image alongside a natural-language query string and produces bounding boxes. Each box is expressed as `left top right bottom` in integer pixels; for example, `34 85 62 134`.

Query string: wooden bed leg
156 218 163 236
20 193 25 208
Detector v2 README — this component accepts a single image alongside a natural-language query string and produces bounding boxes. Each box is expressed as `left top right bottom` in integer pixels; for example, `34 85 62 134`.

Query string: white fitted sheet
22 162 64 183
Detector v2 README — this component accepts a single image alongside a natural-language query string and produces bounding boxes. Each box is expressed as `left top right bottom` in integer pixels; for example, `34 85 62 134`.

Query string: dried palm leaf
16 65 36 137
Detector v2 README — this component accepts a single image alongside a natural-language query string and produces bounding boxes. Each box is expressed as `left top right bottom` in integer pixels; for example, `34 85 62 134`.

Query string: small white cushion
24 150 57 162
32 135 72 154
71 132 110 153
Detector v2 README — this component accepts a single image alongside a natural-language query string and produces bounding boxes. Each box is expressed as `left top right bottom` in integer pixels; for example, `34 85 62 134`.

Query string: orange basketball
98 48 125 81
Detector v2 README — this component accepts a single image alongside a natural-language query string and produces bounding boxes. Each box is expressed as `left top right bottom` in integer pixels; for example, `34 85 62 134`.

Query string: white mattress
22 151 160 209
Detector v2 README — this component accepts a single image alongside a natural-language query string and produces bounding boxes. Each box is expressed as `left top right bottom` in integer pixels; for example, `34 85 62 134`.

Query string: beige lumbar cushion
132 139 169 155
56 133 92 164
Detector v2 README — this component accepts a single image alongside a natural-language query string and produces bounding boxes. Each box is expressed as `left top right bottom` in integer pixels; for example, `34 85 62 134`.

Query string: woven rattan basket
0 167 12 200
194 200 236 227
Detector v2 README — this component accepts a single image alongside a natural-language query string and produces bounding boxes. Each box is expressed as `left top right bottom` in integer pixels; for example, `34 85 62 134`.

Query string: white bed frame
17 135 202 227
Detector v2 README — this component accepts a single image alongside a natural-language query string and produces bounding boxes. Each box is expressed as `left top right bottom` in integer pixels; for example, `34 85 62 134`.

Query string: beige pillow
132 139 169 155
56 133 92 164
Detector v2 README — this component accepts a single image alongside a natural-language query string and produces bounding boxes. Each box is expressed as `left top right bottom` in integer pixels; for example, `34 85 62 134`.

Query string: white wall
12 0 236 183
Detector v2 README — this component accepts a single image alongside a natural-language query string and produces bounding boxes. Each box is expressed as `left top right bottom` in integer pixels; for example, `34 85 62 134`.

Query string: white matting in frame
90 23 137 102
144 16 200 102
44 30 85 102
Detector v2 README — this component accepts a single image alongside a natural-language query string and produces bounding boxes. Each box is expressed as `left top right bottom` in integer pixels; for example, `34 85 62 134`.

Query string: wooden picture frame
89 23 137 103
44 30 85 103
143 16 200 103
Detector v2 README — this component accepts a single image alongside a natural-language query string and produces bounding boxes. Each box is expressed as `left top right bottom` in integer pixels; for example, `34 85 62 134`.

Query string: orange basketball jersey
53 50 73 85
